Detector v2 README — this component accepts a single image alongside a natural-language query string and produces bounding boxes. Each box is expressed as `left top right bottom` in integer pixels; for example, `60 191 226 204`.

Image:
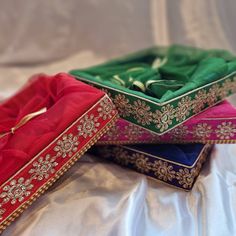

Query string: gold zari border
99 144 213 190
0 104 118 233
76 73 236 135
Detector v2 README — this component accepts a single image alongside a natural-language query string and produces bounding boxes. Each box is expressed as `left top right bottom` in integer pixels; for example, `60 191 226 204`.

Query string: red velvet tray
0 73 118 232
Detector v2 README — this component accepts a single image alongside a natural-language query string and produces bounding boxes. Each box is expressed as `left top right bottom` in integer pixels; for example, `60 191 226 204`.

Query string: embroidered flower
132 100 153 125
153 104 175 132
54 134 79 158
133 154 151 173
193 123 212 139
98 97 116 120
113 147 132 165
103 125 120 141
207 84 220 106
170 125 189 141
219 79 231 98
176 168 195 189
113 94 132 117
29 154 58 180
175 96 192 122
216 122 236 140
77 114 100 138
148 132 161 142
124 123 144 140
0 178 34 204
0 204 5 220
221 78 236 96
191 163 203 177
190 145 210 177
192 89 207 114
152 160 176 181
100 88 112 98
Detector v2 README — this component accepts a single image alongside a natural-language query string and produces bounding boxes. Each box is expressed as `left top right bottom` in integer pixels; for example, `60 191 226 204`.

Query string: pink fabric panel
99 100 236 144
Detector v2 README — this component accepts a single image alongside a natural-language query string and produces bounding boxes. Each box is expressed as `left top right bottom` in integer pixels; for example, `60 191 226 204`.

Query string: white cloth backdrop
1 1 236 235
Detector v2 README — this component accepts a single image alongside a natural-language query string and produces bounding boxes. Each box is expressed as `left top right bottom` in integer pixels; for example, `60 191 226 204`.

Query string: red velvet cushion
0 73 104 185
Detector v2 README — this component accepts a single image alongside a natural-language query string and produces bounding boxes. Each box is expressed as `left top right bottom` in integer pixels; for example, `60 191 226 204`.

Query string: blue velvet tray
91 144 213 190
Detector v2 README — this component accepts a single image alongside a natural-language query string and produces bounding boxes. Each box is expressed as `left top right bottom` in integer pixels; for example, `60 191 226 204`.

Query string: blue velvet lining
123 144 205 166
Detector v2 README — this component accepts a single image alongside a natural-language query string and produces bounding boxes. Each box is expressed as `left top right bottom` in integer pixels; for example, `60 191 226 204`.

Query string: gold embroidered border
0 95 114 188
120 144 211 168
104 144 212 190
98 116 236 145
146 175 194 192
97 138 236 145
77 74 236 135
76 71 236 105
0 95 118 233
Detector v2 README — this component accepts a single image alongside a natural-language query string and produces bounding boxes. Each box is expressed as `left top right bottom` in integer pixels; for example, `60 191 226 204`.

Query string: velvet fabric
91 144 213 190
129 144 204 166
0 73 118 233
98 100 236 144
70 45 236 103
0 73 105 186
70 45 236 135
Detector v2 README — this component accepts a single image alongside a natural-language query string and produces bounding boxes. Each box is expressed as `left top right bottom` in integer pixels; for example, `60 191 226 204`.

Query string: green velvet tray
70 45 236 134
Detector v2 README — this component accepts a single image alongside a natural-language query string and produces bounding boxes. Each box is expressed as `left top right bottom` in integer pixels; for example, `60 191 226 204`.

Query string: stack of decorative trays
70 45 236 191
1 45 236 233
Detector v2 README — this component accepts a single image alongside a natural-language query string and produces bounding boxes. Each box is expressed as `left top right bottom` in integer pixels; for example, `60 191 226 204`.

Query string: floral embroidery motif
124 123 144 140
216 122 236 139
175 96 192 122
219 79 231 98
0 178 34 204
105 75 235 133
0 96 117 225
100 88 112 98
132 100 153 125
222 78 236 95
192 89 207 113
207 84 220 106
170 125 189 141
153 104 175 132
193 123 212 139
77 114 100 138
113 147 132 165
98 145 211 189
104 125 120 141
222 79 232 91
152 160 176 181
29 155 58 180
192 162 203 177
132 154 151 173
54 134 79 158
0 132 81 220
176 168 195 189
98 97 116 120
0 205 5 220
113 94 132 117
149 132 161 142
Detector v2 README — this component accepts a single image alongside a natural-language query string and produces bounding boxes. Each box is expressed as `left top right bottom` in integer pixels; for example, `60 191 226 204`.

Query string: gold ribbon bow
0 107 47 139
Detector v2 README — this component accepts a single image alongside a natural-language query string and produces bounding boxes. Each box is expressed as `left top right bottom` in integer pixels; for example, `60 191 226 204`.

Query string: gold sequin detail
216 121 236 140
